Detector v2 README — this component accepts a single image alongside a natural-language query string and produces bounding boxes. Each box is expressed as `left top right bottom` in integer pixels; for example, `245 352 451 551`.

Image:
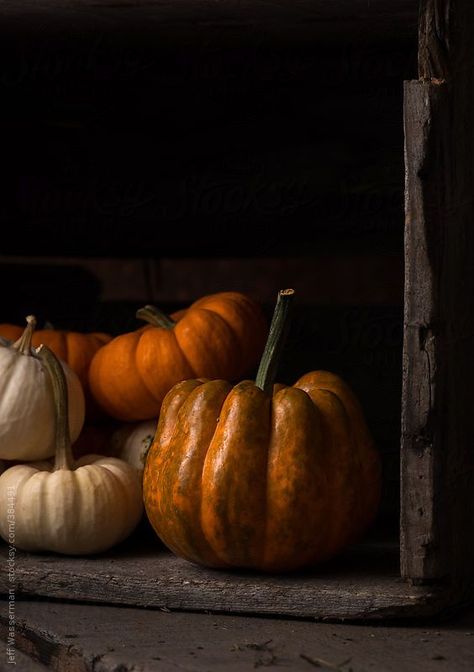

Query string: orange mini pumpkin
143 289 381 572
88 292 268 422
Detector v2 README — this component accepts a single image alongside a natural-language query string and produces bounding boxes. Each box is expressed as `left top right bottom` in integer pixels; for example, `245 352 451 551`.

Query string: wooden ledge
0 534 460 621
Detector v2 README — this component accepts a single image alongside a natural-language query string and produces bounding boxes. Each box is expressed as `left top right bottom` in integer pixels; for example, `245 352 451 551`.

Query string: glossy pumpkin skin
88 292 268 422
143 371 381 572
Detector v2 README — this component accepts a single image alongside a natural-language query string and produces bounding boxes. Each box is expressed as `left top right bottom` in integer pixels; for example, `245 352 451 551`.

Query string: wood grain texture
402 0 474 584
0 539 458 621
418 0 452 79
0 255 404 306
3 601 474 672
0 1 419 45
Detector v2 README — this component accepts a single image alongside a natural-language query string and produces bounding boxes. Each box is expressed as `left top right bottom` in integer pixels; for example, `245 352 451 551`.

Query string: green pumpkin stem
255 289 294 395
12 315 37 355
136 305 176 329
36 344 74 471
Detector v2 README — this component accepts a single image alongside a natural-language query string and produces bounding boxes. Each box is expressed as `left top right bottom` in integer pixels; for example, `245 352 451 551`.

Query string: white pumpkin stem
12 315 37 355
36 344 74 471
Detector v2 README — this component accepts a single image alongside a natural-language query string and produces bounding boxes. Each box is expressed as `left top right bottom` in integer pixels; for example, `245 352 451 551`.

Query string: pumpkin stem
255 289 294 395
12 315 37 355
36 344 74 471
136 305 176 329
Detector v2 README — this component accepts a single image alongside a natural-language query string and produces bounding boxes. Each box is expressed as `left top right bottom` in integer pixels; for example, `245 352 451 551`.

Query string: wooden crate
1 0 473 620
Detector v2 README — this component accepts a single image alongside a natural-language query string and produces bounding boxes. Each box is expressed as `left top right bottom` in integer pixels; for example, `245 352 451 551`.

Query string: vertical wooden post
402 0 474 584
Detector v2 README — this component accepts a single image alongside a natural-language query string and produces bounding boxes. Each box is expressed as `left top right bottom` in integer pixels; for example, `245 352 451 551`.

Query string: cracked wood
401 0 474 583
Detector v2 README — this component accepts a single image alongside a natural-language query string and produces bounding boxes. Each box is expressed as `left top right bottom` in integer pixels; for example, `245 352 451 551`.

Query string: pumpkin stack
0 289 381 571
88 291 268 421
0 316 143 555
143 289 382 572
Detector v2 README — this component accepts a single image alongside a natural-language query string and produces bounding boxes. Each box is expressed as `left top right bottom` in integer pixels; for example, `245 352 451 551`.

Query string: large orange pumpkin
0 323 111 419
88 291 268 422
143 290 381 572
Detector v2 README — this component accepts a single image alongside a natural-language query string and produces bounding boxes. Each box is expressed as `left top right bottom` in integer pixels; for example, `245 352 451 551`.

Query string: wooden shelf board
0 535 458 621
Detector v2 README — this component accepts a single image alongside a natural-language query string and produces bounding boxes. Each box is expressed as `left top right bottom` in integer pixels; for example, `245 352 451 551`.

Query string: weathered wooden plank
0 255 404 306
0 1 419 46
401 79 448 581
0 539 455 621
3 600 474 672
0 646 49 671
401 0 474 584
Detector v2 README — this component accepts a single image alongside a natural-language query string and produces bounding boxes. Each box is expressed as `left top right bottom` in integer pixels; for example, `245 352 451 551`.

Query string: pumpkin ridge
194 294 267 373
319 383 377 533
262 386 330 571
166 325 198 378
174 308 241 380
201 382 270 567
307 386 359 558
261 389 277 565
182 383 229 560
0 355 19 410
159 381 230 566
296 373 380 542
90 332 158 420
32 470 52 550
198 384 234 568
136 328 197 405
95 456 143 545
85 465 111 541
173 326 199 378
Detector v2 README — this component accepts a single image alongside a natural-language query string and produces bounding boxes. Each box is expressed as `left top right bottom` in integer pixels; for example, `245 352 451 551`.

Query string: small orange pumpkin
0 323 111 419
143 290 381 572
88 292 268 422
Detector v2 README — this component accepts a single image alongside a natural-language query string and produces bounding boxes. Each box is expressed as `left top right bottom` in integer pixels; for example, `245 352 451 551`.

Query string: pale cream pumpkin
0 316 85 461
109 420 157 476
0 345 143 555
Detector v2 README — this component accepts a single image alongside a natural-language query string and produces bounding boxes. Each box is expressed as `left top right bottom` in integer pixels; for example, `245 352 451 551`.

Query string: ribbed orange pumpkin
88 292 268 422
143 290 381 572
0 324 111 419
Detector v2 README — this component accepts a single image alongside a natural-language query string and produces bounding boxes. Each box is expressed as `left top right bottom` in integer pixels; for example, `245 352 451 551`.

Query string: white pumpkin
109 420 157 475
0 456 143 554
0 316 85 461
0 345 143 555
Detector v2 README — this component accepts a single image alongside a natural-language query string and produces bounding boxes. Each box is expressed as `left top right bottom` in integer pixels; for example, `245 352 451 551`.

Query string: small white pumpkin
0 316 85 461
109 420 157 476
0 345 143 555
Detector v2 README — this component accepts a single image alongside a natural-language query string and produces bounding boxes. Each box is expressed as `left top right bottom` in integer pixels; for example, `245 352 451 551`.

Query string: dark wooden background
0 1 420 525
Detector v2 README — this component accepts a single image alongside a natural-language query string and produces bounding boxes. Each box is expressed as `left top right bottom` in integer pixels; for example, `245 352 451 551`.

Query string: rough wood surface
401 0 474 583
2 600 474 672
0 1 419 45
0 255 404 306
0 539 457 621
0 646 49 671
